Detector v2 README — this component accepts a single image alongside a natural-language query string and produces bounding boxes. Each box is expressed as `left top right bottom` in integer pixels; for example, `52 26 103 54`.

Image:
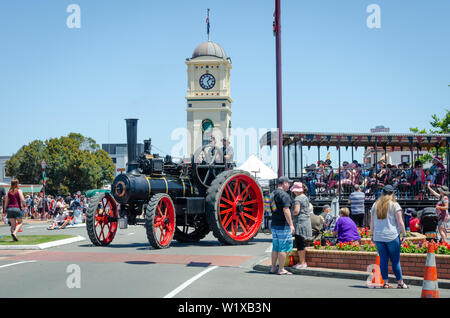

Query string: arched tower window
202 119 214 147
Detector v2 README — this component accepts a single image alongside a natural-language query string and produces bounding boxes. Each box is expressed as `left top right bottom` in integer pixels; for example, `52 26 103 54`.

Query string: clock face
199 73 215 90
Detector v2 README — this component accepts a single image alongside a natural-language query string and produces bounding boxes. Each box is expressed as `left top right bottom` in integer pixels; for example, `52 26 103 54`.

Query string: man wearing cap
269 176 295 275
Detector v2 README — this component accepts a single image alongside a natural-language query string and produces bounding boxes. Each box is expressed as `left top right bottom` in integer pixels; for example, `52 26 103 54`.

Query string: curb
253 264 450 289
0 235 86 250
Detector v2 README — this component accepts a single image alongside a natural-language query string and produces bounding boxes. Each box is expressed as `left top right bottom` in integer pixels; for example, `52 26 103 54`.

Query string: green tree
5 140 46 184
409 109 449 164
6 133 114 195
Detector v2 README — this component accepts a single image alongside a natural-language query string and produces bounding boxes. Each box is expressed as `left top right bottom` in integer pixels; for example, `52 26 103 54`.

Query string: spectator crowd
0 184 88 230
302 156 446 199
267 175 449 286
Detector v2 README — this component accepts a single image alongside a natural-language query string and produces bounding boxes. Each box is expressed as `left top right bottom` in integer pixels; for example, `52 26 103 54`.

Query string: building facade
363 126 431 167
102 143 144 177
0 156 12 185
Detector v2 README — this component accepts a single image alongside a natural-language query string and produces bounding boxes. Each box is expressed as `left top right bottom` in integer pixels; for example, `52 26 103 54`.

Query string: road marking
0 260 37 269
126 233 135 236
265 245 272 253
163 266 219 298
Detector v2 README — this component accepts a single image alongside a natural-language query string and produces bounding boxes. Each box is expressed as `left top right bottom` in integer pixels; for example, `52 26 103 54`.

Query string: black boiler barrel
112 173 193 204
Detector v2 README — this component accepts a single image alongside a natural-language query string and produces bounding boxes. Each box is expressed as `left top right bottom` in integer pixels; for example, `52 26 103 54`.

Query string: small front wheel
145 194 176 249
86 192 118 246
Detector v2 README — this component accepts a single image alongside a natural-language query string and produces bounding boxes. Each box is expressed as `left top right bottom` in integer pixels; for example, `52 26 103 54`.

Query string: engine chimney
125 118 139 173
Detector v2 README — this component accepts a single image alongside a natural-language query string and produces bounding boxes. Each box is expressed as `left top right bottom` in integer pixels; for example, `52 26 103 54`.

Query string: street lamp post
41 160 47 221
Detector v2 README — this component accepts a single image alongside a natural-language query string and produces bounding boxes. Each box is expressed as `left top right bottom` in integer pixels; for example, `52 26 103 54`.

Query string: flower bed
322 228 426 244
292 240 450 279
314 239 450 255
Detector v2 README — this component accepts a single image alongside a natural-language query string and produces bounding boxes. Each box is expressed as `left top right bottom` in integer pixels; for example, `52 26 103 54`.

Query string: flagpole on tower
207 8 211 41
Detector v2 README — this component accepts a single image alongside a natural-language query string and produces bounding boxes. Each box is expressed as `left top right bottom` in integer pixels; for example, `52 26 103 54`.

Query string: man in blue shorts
270 176 295 275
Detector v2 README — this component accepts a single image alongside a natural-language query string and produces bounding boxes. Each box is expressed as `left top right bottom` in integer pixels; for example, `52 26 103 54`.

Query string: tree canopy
410 109 449 163
6 133 115 195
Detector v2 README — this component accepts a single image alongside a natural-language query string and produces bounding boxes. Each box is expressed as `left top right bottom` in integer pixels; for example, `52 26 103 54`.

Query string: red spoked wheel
145 193 176 249
206 170 264 245
86 192 118 246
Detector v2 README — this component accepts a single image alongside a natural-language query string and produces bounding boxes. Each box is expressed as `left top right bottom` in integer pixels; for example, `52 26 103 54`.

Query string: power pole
274 0 283 177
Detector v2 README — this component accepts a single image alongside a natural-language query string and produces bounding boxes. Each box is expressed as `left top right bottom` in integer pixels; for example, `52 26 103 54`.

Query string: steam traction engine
86 119 264 249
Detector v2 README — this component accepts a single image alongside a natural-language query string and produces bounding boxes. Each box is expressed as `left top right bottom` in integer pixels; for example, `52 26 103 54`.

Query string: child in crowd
409 211 420 232
321 204 335 231
47 205 72 230
425 169 434 184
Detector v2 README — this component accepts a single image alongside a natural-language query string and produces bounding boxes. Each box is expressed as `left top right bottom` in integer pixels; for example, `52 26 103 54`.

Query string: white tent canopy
237 154 277 180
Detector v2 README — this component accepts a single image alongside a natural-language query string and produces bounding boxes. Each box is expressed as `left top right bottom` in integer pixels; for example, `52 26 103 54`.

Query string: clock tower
186 40 232 158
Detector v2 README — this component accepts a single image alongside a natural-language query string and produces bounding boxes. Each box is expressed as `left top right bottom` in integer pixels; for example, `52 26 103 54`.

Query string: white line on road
0 260 37 269
126 233 135 236
265 245 272 253
163 266 219 298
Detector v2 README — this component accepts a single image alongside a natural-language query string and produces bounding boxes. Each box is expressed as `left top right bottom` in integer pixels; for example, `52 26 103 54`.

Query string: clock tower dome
186 40 232 158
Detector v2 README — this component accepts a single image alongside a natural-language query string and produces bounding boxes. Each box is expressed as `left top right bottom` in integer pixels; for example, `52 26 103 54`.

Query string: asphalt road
0 222 448 299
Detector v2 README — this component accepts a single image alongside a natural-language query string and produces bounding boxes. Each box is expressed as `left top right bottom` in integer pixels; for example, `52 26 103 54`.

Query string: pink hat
290 182 304 193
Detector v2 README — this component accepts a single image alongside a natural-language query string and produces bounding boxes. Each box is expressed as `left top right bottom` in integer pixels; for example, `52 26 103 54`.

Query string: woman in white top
370 185 408 289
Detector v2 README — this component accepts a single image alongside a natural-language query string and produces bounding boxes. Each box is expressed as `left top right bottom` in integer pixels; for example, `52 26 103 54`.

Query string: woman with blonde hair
370 185 408 289
4 179 25 241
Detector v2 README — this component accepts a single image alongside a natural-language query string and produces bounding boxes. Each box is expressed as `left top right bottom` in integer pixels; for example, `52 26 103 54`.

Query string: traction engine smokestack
125 118 139 173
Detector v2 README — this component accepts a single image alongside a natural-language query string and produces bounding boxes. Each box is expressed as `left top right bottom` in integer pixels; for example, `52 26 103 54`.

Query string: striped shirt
349 191 365 215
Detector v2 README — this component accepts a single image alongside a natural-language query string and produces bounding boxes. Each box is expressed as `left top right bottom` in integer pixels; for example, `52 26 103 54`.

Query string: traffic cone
370 255 384 288
289 254 295 267
421 244 439 298
16 221 22 232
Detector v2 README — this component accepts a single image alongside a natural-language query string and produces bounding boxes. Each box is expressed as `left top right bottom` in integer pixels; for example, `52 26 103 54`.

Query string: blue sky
0 0 448 167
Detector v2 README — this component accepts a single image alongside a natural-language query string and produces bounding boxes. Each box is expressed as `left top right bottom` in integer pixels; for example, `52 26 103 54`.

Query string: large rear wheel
86 192 118 246
145 193 176 249
206 170 264 245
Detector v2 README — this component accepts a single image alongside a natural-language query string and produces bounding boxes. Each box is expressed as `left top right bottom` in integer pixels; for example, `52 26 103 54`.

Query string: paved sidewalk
253 258 450 289
0 218 50 227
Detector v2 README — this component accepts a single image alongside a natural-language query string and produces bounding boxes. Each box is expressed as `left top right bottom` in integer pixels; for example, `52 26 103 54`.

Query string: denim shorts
7 207 24 219
272 226 293 253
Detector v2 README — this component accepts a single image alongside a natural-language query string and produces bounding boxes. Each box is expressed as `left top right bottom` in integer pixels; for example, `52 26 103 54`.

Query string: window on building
202 119 214 147
116 146 127 155
401 155 410 164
